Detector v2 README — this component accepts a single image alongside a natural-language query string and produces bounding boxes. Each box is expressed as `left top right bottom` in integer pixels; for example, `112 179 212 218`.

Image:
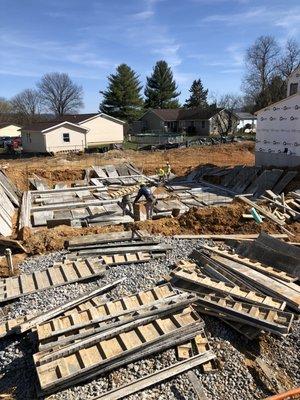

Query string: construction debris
193 165 297 197
65 230 170 258
0 152 299 400
0 170 20 236
0 258 106 303
33 293 206 394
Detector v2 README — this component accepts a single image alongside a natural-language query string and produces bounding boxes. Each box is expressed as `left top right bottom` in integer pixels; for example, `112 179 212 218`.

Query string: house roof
255 93 300 114
143 107 223 121
235 112 257 120
23 113 126 131
22 120 89 133
0 122 21 129
54 113 99 124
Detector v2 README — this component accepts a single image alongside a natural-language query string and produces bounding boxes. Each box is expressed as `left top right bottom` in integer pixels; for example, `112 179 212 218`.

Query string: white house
60 113 125 148
255 67 300 167
21 113 125 153
0 123 21 138
235 112 257 132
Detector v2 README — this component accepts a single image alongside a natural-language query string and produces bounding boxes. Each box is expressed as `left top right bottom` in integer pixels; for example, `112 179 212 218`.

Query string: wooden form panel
0 261 106 303
37 284 178 346
195 293 294 335
201 244 297 283
34 307 203 393
172 260 285 310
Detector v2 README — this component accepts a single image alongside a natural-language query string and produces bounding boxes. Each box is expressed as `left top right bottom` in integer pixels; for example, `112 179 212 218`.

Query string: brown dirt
16 200 300 257
4 142 255 190
135 201 300 239
0 254 23 277
22 225 124 255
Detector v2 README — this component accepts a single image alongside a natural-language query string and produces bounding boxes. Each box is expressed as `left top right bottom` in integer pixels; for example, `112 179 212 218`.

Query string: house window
63 133 70 142
290 83 298 96
26 133 31 143
201 121 205 129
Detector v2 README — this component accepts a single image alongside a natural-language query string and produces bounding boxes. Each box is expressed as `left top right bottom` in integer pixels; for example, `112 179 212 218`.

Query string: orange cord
264 388 300 400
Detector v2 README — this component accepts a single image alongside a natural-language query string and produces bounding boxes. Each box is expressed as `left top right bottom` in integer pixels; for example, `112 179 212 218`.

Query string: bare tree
212 94 243 135
278 38 300 78
242 36 279 104
0 97 12 122
38 72 84 116
11 89 42 122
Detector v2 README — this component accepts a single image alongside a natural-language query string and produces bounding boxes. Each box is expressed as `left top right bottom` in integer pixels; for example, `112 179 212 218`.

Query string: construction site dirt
0 141 299 400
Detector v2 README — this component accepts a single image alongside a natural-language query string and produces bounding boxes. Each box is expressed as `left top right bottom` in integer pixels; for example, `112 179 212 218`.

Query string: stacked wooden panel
0 170 20 236
171 238 299 339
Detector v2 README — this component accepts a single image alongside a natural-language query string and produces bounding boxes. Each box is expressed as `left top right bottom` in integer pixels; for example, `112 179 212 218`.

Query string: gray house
132 108 238 136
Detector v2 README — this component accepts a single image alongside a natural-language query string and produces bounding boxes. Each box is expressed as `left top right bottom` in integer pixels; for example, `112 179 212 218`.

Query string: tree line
100 60 211 122
1 34 299 125
243 36 300 112
100 35 300 122
0 72 84 124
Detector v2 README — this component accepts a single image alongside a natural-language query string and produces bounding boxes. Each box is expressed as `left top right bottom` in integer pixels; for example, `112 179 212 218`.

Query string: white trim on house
99 113 126 125
42 121 89 133
75 113 126 126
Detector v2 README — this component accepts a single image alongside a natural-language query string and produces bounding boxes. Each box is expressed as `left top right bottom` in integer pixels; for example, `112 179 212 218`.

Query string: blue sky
1 0 300 112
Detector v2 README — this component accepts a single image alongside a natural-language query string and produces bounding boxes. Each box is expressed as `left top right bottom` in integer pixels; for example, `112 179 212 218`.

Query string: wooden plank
67 231 135 247
17 279 123 334
75 244 170 257
187 371 209 400
172 262 285 310
208 253 300 311
252 169 283 198
195 293 294 334
272 171 298 194
0 170 20 206
173 234 288 240
37 294 196 350
0 262 106 303
200 244 297 283
35 309 204 394
237 195 285 226
92 352 214 400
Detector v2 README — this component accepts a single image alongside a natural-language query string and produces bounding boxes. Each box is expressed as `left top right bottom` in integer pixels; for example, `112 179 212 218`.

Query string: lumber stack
91 163 153 186
170 237 300 339
0 170 20 236
168 165 298 200
65 230 171 259
0 281 215 396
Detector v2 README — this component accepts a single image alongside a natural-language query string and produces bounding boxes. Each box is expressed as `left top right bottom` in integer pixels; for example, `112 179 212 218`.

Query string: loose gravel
0 237 299 400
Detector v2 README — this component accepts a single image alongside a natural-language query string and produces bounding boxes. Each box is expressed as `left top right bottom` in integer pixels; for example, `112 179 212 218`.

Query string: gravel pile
0 237 299 400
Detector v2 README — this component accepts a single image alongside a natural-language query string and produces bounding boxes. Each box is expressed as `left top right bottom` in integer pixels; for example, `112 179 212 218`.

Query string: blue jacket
134 187 154 203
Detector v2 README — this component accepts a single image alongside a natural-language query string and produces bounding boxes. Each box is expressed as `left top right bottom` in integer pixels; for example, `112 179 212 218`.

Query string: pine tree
100 64 143 122
184 79 208 108
144 60 180 108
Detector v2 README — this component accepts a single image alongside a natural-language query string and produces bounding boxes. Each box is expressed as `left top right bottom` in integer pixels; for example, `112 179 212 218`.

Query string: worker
158 167 165 182
164 162 171 180
120 194 132 216
133 183 156 219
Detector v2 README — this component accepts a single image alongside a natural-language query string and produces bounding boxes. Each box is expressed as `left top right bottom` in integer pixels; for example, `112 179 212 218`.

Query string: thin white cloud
200 5 300 37
0 30 114 79
131 10 154 20
201 7 266 24
226 44 244 67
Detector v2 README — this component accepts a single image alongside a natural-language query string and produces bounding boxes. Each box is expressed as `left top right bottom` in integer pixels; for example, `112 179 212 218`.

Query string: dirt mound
4 142 255 190
135 202 300 238
16 202 300 257
23 225 124 255
178 203 279 234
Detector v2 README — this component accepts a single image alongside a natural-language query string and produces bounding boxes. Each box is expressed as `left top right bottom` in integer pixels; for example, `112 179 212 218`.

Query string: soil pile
4 142 255 190
23 225 124 255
